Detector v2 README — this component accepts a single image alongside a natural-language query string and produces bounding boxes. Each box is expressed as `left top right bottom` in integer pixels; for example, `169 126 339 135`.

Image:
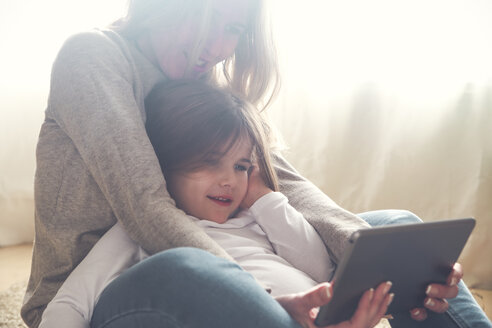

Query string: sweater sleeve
47 31 231 259
272 152 370 263
250 192 335 282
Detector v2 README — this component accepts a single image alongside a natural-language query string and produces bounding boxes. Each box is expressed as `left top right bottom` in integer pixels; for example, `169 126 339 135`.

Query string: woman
22 0 489 327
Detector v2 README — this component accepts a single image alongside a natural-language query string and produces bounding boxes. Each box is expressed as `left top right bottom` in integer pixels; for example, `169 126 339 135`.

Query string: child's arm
271 153 370 264
39 223 146 328
243 167 335 282
250 192 335 282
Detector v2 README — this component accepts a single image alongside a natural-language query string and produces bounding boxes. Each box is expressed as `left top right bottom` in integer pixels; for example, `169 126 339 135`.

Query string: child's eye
234 164 249 172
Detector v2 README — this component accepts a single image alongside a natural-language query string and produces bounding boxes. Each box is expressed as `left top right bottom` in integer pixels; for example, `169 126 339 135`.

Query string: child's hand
275 282 394 328
240 165 273 209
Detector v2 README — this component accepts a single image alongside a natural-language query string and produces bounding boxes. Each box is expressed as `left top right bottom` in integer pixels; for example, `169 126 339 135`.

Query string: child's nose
219 169 236 187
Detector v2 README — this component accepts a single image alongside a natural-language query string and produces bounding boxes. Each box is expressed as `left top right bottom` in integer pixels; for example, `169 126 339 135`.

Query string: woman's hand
409 262 463 321
240 165 273 209
275 282 394 328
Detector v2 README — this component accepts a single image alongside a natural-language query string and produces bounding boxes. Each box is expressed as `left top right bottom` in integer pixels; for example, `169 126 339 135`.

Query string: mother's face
145 0 252 80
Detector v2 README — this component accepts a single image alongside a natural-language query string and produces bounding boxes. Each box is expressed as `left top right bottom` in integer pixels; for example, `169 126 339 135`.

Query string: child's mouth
207 196 232 206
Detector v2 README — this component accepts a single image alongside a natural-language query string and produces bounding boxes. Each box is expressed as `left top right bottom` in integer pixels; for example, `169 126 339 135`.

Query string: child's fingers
300 282 333 309
369 292 394 327
346 281 393 328
447 262 463 287
358 287 374 311
350 288 376 323
371 281 392 308
410 308 428 321
423 297 449 313
351 281 392 327
367 282 392 323
425 283 458 299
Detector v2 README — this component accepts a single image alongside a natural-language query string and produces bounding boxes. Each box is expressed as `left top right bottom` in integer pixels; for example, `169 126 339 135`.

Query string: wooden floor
0 243 32 292
1 243 491 321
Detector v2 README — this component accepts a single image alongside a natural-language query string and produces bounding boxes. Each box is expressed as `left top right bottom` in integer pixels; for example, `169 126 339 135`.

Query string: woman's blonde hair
111 0 280 110
145 79 279 192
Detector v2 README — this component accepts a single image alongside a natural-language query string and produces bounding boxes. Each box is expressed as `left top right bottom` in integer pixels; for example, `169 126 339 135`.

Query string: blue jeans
358 210 492 328
90 247 301 328
91 211 492 328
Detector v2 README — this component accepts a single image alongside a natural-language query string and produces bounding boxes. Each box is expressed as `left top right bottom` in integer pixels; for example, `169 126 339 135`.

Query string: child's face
166 138 253 224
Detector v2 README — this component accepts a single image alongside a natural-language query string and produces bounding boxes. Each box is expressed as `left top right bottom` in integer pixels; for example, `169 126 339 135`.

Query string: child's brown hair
145 79 278 191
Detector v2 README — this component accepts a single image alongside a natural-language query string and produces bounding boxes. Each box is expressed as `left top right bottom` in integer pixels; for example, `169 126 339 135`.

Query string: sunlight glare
0 0 127 95
271 0 492 104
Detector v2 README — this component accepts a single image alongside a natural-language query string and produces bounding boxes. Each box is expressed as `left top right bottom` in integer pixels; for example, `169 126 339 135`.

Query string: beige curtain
269 0 492 288
0 0 125 245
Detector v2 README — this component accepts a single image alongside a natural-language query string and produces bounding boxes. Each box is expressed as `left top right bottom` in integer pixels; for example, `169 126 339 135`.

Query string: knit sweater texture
21 29 369 328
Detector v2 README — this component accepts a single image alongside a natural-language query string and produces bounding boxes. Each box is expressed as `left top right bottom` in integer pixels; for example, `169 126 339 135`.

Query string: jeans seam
445 308 467 328
95 308 182 328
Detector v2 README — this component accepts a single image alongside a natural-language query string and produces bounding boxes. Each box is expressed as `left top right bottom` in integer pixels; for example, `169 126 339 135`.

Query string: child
39 80 392 328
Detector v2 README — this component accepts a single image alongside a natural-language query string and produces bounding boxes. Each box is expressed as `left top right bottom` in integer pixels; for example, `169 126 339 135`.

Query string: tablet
315 218 475 326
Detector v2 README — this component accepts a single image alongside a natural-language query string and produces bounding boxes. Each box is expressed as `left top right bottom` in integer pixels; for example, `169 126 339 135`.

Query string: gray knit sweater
21 29 369 328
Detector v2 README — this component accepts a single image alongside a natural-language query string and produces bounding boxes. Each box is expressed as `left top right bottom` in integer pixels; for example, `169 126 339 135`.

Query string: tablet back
315 218 475 326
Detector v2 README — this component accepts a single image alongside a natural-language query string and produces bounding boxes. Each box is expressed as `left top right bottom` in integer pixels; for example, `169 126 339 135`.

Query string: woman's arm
47 31 231 258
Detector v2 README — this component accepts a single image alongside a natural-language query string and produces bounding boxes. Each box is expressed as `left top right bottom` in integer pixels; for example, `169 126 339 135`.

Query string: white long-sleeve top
39 192 335 328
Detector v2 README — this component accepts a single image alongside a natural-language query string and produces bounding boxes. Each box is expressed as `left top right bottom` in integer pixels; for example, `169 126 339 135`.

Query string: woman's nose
203 32 224 60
